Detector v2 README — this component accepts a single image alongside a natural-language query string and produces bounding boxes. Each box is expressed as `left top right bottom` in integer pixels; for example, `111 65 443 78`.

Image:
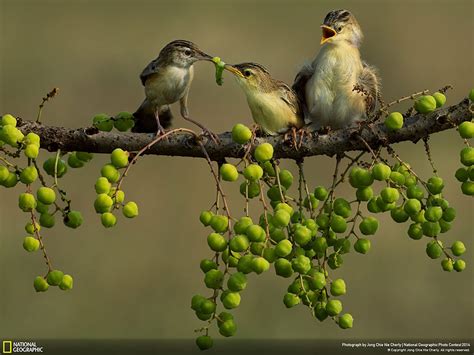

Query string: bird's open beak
320 25 337 45
224 64 244 78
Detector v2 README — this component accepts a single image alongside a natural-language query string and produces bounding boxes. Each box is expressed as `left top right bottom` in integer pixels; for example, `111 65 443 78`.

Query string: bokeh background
0 0 472 349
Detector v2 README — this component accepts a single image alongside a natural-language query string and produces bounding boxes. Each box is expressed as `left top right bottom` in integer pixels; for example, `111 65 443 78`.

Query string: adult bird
293 9 380 130
225 62 304 136
132 40 218 142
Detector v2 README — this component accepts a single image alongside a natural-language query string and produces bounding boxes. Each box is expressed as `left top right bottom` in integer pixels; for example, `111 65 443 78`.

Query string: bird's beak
320 25 337 45
196 51 214 62
224 64 244 78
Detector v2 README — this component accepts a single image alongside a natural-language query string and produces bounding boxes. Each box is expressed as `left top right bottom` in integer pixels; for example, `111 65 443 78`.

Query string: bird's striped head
159 40 213 67
224 62 276 92
320 10 363 47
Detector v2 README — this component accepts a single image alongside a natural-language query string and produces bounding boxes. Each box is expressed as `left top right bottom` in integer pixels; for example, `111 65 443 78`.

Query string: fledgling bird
293 9 380 130
132 40 218 141
225 62 304 136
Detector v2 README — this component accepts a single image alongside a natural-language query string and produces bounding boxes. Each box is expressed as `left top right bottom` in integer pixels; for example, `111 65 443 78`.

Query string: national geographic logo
2 341 43 353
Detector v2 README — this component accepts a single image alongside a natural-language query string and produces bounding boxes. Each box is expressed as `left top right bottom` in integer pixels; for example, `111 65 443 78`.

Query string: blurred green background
0 0 472 345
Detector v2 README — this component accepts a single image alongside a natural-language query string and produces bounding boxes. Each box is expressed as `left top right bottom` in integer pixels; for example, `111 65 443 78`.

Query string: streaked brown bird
225 62 304 136
293 9 380 130
132 40 218 141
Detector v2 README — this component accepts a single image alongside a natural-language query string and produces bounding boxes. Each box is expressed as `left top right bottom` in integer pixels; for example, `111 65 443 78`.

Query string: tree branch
16 99 472 161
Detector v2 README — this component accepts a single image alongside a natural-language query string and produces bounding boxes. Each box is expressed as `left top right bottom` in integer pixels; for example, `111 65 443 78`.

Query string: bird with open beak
293 9 380 130
225 62 304 136
132 40 219 142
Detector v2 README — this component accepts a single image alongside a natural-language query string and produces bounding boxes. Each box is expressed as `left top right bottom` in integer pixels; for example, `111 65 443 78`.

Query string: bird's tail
131 99 173 133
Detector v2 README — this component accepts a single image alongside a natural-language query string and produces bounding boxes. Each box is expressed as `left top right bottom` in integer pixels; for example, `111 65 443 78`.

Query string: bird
132 39 219 142
292 9 380 131
225 62 304 136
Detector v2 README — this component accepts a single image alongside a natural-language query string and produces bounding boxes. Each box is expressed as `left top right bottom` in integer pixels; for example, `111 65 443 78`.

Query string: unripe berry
1 113 17 126
243 164 263 181
237 255 254 274
414 95 437 114
390 206 409 223
326 299 343 316
251 257 270 274
19 166 38 184
427 176 444 194
407 185 424 200
432 92 446 107
291 255 311 274
39 213 55 228
274 258 293 278
195 335 213 350
33 276 49 292
229 235 249 252
234 216 253 234
199 210 213 226
76 152 94 162
47 270 64 286
245 224 265 242
220 163 239 182
110 188 125 204
101 164 120 183
207 233 227 252
359 217 378 235
425 206 443 222
94 194 113 213
294 226 312 246
95 177 111 194
210 215 228 233
458 121 474 139
25 144 39 159
390 171 406 185
338 313 354 329
408 223 423 240
384 112 404 131
314 186 328 201
331 278 346 296
283 293 300 308
354 238 371 254
23 236 40 252
110 148 129 168
67 152 85 168
356 186 373 201
25 222 40 234
331 215 347 234
19 193 36 212
333 198 351 218
349 167 373 188
461 181 474 195
0 125 23 147
101 212 117 228
426 240 443 259
227 272 247 292
275 239 292 257
441 258 453 272
37 187 56 205
380 187 399 203
231 123 252 144
451 241 466 256
93 113 113 131
219 319 237 337
308 271 326 290
64 211 83 228
261 161 276 176
43 157 67 178
455 167 469 182
453 259 466 272
59 274 73 291
254 142 274 162
404 199 422 216
0 166 8 182
367 198 381 213
279 169 293 189
114 112 135 131
204 269 224 289
222 291 241 309
240 181 260 198
422 221 441 237
200 259 218 273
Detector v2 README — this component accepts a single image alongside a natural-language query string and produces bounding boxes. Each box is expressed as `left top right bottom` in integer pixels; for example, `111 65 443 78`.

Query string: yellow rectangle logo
2 341 12 354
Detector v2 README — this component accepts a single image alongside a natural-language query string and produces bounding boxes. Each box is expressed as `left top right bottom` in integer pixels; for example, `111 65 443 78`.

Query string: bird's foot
317 126 332 135
154 125 169 141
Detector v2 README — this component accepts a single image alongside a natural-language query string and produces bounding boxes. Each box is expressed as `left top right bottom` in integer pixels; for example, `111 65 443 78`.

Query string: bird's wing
276 81 304 127
357 62 381 113
292 62 314 118
139 57 161 86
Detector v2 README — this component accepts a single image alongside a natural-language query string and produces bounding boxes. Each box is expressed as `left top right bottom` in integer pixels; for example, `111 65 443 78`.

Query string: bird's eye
337 26 343 32
244 70 251 77
184 49 192 56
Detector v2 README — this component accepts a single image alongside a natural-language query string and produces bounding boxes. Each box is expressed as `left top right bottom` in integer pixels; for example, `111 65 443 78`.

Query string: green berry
460 147 474 166
59 274 73 290
314 186 328 201
432 92 446 108
0 125 23 146
453 259 466 272
414 95 437 114
283 293 300 308
229 235 249 252
385 112 404 131
240 181 260 198
199 210 213 226
123 201 138 218
326 299 343 316
0 166 8 182
461 181 474 195
349 167 373 188
441 258 453 272
331 215 347 234
222 291 241 309
312 237 328 254
234 216 253 234
219 319 237 337
367 198 381 213
37 187 56 205
275 239 292 257
64 211 83 228
25 144 39 159
43 157 67 178
209 215 228 233
279 169 293 189
23 236 40 252
292 225 311 246
273 210 291 228
246 224 265 242
231 123 252 144
354 238 371 254
451 241 466 256
407 185 424 200
422 221 441 237
455 168 468 182
195 335 213 350
39 213 55 228
93 113 113 131
339 313 354 329
359 217 378 235
19 193 36 212
427 176 444 194
200 299 216 314
200 259 218 273
243 164 263 181
237 255 254 274
372 163 391 180
101 164 120 183
380 187 399 203
425 206 443 222
404 199 422 216
207 233 227 252
291 255 311 274
114 112 135 131
110 148 129 168
25 221 40 234
1 113 17 126
76 152 94 162
391 206 409 223
67 152 85 168
191 295 206 311
47 270 64 286
101 212 117 228
333 198 351 218
204 269 224 289
251 257 270 274
426 240 443 259
356 186 373 201
330 278 346 296
33 276 49 292
95 177 111 194
220 163 239 182
407 223 423 240
458 121 474 139
19 166 38 184
254 142 274 162
227 272 247 292
94 193 113 213
274 258 293 278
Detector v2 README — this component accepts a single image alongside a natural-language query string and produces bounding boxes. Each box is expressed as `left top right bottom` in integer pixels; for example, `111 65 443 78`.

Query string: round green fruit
359 217 378 235
227 272 247 292
114 112 135 131
195 335 213 350
458 121 474 139
354 238 371 254
24 144 39 159
237 255 254 274
404 199 422 216
279 169 293 189
210 215 228 233
110 148 129 168
460 147 474 167
426 241 443 259
234 216 253 234
23 236 40 252
251 257 270 274
101 164 120 183
207 233 227 252
75 152 94 162
33 276 49 292
333 198 351 218
451 241 466 256
314 186 328 201
200 259 218 273
204 269 224 289
294 226 312 246
231 123 252 144
39 213 55 228
339 313 354 329
47 270 64 286
455 168 469 182
229 235 249 252
372 162 392 181
254 143 274 162
380 187 399 203
441 258 453 272
356 186 373 201
95 177 112 194
59 274 73 290
326 299 343 316
67 153 85 168
219 319 237 337
432 92 446 108
25 222 40 234
19 166 38 184
422 221 441 237
222 291 241 309
1 113 17 126
390 206 409 223
330 215 347 234
220 163 239 182
64 211 83 228
37 187 56 205
199 210 213 226
240 181 260 198
275 239 293 257
408 223 423 240
94 194 113 213
243 164 263 181
330 278 346 296
274 258 293 278
349 167 373 188
461 181 474 195
453 259 466 272
407 185 424 200
291 255 311 274
385 112 404 131
19 193 36 212
246 224 265 242
414 95 437 114
93 113 113 131
427 176 444 194
425 206 443 222
43 157 67 178
283 293 300 308
101 212 117 228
